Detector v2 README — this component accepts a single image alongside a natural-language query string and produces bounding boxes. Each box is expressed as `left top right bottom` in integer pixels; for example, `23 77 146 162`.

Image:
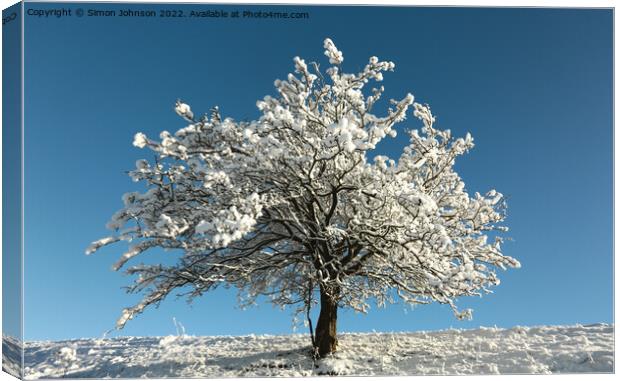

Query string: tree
88 38 520 358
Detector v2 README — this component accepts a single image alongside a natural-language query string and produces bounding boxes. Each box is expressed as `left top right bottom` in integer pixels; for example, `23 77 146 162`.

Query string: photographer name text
26 8 309 20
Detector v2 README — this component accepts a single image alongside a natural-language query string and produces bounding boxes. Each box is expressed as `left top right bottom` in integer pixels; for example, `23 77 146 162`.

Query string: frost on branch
89 38 519 333
323 38 343 65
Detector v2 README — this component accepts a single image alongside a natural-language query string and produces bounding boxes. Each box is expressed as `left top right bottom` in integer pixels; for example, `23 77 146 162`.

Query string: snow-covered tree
88 38 520 358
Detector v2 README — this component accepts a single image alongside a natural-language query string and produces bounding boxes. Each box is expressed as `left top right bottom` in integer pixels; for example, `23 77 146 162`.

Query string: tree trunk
314 285 339 358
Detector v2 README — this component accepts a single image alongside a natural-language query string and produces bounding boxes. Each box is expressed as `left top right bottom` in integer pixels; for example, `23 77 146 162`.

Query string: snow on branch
88 38 519 330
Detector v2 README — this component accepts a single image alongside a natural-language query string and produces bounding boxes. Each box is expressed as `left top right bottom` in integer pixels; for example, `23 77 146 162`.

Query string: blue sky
2 1 22 341
20 3 612 340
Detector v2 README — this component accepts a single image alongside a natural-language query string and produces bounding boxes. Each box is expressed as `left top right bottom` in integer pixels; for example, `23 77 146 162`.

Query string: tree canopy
88 38 520 357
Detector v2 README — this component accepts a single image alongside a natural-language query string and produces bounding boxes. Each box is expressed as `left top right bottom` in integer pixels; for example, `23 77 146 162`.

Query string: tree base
314 287 339 358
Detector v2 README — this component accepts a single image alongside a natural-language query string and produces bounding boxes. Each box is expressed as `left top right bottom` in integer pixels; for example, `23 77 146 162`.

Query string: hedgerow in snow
88 38 520 358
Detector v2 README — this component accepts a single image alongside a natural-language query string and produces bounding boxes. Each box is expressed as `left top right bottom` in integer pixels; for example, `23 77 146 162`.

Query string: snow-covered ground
10 323 614 379
2 335 22 378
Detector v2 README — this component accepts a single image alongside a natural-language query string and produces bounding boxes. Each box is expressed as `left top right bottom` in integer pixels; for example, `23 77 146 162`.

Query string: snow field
17 323 613 379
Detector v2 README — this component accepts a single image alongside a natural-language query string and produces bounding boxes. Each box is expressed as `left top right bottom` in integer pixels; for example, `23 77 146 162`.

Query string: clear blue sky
20 3 612 340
